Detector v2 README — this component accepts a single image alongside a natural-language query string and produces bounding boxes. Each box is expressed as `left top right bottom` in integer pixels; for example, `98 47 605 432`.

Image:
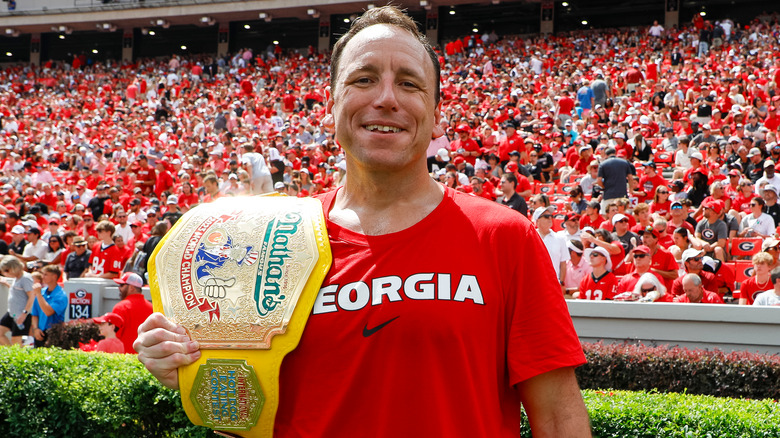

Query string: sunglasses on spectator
657 190 668 194
589 253 604 258
641 286 656 293
767 246 779 252
634 253 649 259
539 214 553 219
671 205 683 210
689 256 703 262
751 202 761 207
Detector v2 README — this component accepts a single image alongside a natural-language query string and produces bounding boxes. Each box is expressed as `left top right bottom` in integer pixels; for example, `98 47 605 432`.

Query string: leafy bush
0 346 210 438
44 320 101 350
580 390 780 438
577 342 780 400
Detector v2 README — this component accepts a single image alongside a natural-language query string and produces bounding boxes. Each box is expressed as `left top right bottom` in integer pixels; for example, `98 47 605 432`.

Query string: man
558 212 581 242
670 248 720 297
7 225 27 258
695 199 728 262
29 265 67 348
134 154 157 196
114 210 133 243
564 240 590 294
63 236 91 280
753 267 780 306
615 245 665 295
756 160 780 192
612 213 639 255
19 227 47 265
762 184 780 227
87 184 109 220
674 273 724 303
92 312 125 353
575 246 617 300
535 206 569 293
598 146 635 211
135 7 589 437
450 124 480 165
637 162 667 204
640 225 679 292
499 172 528 216
84 221 123 279
112 272 153 354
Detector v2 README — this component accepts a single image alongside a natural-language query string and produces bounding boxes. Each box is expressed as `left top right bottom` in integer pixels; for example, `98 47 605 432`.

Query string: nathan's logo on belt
254 213 302 316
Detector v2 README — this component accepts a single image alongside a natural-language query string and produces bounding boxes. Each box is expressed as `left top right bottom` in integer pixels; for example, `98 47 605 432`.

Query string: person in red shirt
575 246 617 300
738 251 773 305
670 248 720 296
91 312 125 354
673 273 724 304
557 90 575 117
640 225 680 292
111 272 153 354
84 220 123 279
615 245 665 296
638 162 668 205
579 201 605 229
469 176 496 201
449 124 480 165
134 154 157 196
154 160 175 197
497 121 525 164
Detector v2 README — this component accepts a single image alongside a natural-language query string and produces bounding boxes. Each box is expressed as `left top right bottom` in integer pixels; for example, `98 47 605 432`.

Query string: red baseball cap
93 312 124 329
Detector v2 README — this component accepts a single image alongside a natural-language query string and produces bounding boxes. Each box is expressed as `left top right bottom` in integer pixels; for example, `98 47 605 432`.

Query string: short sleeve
506 222 586 385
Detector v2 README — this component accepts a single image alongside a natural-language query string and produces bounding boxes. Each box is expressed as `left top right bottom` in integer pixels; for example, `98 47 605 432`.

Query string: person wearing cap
574 246 617 300
673 273 724 304
90 312 125 354
63 236 92 280
761 183 780 228
598 146 636 212
755 159 780 193
534 206 569 293
614 245 665 298
449 123 480 165
498 120 525 164
691 126 717 148
87 184 110 222
670 248 719 297
637 162 668 205
746 147 765 183
136 10 590 435
563 240 591 295
8 225 28 258
112 272 152 354
18 227 46 266
134 155 157 196
751 265 780 306
695 199 728 262
558 212 581 242
29 265 67 348
579 201 606 229
612 213 639 255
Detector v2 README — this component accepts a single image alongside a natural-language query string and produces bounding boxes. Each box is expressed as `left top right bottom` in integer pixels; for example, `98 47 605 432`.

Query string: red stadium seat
655 151 673 163
555 182 578 195
552 217 565 232
732 260 755 284
535 183 554 195
730 238 762 257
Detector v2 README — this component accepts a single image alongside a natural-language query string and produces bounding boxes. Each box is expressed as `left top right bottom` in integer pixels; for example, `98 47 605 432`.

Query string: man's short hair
95 220 116 235
604 146 616 156
40 264 61 278
501 172 517 188
330 6 440 103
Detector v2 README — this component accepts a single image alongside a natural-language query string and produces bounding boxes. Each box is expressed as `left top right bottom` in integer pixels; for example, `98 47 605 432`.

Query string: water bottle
12 314 24 330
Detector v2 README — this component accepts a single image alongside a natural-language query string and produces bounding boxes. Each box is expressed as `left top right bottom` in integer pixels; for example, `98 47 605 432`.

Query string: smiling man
135 6 589 437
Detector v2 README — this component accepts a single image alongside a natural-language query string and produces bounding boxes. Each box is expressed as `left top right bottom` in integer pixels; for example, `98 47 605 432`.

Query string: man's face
764 189 778 203
641 232 657 247
74 243 87 254
766 167 775 178
633 252 651 270
682 278 704 302
500 178 513 193
614 218 628 233
470 179 482 193
685 255 703 272
119 283 129 300
328 24 439 172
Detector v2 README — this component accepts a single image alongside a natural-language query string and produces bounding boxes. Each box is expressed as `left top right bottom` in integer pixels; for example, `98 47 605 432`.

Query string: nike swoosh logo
362 316 400 337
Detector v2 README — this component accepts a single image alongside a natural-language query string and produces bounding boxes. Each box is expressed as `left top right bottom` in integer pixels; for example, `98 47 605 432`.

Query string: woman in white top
739 196 775 238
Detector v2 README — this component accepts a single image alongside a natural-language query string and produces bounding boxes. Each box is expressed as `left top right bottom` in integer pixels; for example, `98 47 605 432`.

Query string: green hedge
2 347 779 437
0 347 210 438
579 390 780 438
577 342 780 400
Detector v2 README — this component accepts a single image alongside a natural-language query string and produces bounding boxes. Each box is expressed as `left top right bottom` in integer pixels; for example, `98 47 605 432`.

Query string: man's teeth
366 124 401 133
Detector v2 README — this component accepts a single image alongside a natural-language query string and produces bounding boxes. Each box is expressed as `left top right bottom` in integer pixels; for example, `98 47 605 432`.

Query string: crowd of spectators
0 10 779 312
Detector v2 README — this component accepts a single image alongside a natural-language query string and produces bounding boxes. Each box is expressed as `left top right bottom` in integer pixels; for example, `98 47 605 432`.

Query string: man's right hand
135 313 201 390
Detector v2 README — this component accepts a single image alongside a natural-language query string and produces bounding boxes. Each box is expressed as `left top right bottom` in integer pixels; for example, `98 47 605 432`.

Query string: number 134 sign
69 289 93 320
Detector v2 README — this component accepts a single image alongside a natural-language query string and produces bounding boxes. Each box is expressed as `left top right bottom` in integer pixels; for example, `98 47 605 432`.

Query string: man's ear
431 101 444 138
323 86 334 129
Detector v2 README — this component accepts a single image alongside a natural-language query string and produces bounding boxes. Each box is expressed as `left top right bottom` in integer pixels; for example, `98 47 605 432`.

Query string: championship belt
148 195 332 437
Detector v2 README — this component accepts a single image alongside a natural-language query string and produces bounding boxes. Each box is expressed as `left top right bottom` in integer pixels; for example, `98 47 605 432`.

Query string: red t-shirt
579 214 605 229
89 243 123 276
650 247 679 292
578 271 617 300
673 290 724 304
95 337 125 353
739 276 772 305
670 271 718 297
112 294 153 354
276 188 586 436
